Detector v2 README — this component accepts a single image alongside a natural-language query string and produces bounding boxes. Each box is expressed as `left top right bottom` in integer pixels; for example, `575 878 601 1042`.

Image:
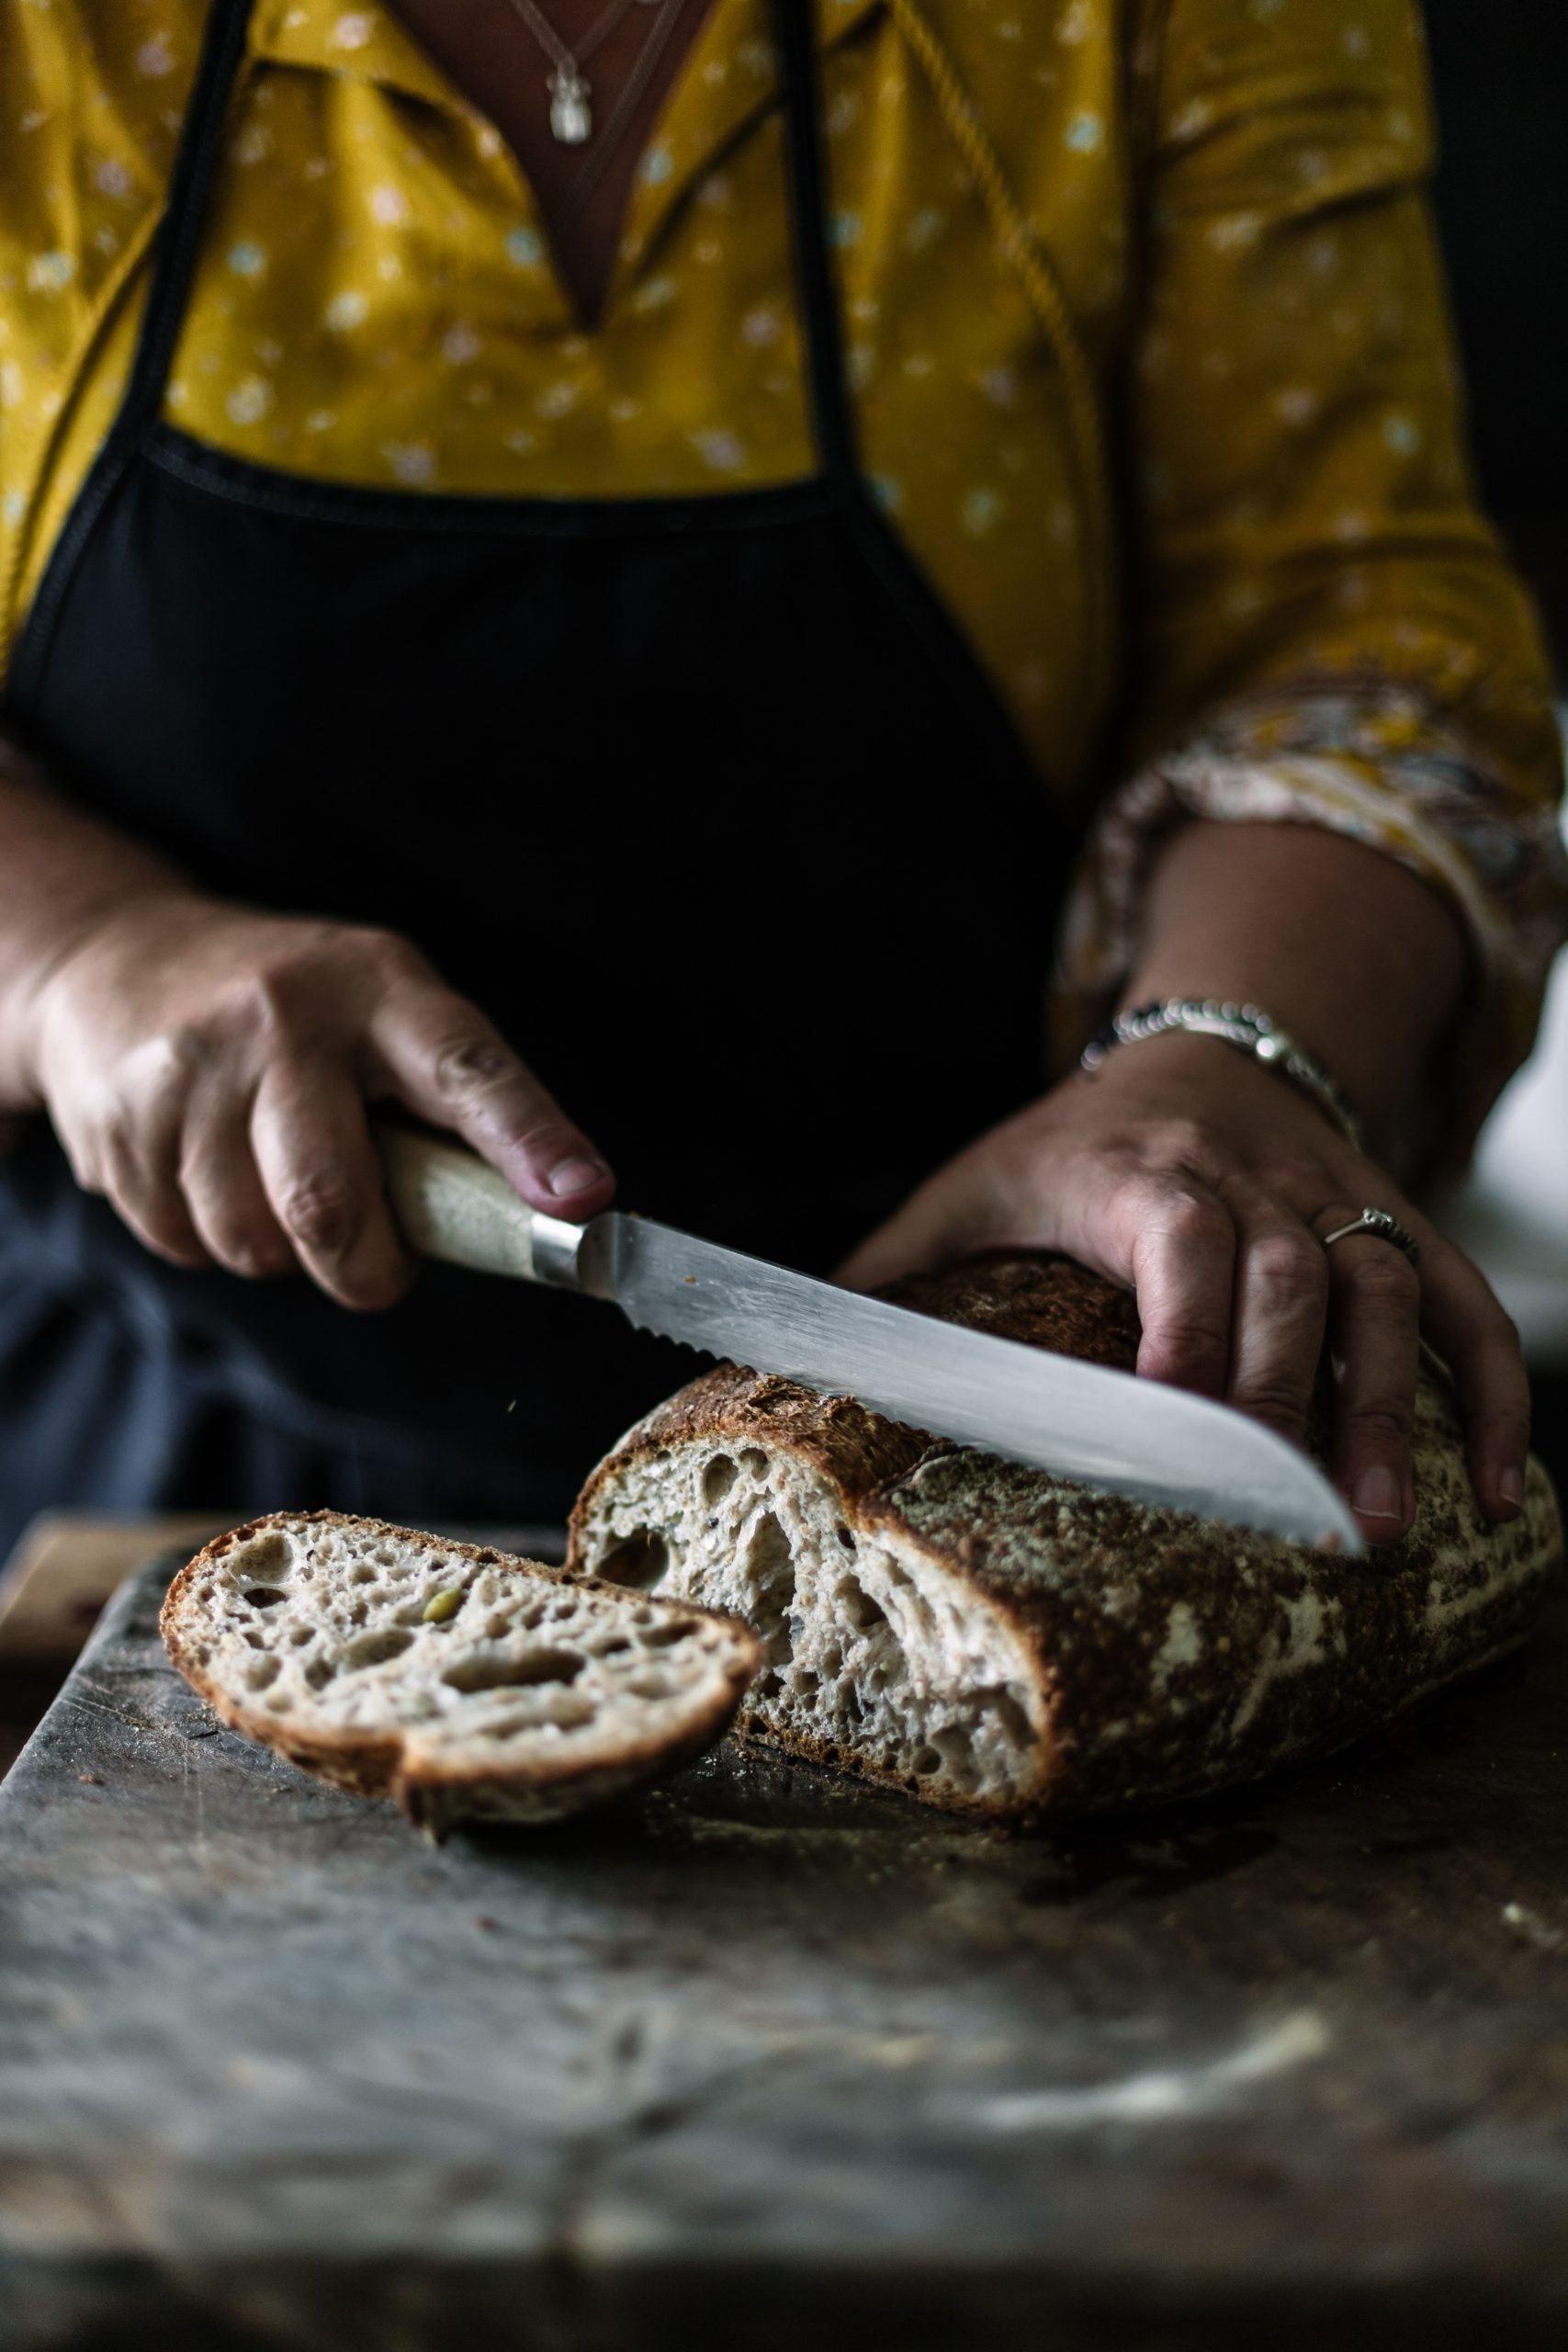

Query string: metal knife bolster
378 1126 608 1294
531 1210 610 1293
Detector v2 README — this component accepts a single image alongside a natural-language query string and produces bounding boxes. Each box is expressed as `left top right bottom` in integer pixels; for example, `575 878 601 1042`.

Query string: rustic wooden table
1 1544 1565 2350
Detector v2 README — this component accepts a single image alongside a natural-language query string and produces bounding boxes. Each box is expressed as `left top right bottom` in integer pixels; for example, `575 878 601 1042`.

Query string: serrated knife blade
374 1127 1361 1554
588 1214 1360 1552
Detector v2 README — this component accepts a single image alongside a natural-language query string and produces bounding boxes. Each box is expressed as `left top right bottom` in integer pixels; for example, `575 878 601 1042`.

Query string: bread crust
569 1255 1563 1819
161 1510 761 1828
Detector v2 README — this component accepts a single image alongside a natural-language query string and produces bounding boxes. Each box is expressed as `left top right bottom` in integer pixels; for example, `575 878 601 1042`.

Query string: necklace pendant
548 68 592 144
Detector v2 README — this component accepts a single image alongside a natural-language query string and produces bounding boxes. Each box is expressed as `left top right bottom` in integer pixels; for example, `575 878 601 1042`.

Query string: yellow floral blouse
0 0 1562 1152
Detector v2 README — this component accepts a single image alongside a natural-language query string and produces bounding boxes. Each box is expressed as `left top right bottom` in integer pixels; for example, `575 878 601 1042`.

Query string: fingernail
1498 1463 1526 1513
546 1157 608 1199
1352 1465 1403 1524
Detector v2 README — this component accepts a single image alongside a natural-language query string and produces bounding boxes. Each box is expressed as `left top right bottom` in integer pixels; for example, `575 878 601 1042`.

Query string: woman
0 0 1561 1557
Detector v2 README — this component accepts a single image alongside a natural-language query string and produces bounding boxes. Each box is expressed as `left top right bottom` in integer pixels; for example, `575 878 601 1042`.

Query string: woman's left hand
837 1032 1529 1546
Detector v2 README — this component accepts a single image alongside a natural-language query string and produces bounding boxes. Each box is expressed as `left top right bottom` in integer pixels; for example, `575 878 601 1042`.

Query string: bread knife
378 1125 1362 1553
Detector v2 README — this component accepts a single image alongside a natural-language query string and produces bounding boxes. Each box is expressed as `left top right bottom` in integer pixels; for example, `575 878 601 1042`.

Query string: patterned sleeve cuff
1053 684 1568 1168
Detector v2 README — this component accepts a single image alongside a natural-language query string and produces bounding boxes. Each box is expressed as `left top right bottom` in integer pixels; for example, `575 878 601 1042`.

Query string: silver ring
1321 1207 1422 1268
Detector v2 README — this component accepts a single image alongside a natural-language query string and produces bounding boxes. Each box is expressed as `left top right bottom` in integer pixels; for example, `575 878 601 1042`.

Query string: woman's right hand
15 892 615 1308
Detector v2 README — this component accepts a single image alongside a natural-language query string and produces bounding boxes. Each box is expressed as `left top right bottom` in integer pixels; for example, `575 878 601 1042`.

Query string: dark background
1427 0 1568 1500
1427 0 1568 646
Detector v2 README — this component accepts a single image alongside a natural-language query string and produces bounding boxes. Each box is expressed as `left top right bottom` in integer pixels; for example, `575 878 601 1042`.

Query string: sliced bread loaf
161 1511 761 1836
568 1254 1562 1823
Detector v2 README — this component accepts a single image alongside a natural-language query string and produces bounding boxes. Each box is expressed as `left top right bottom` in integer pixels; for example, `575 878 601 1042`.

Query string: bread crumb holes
599 1532 669 1591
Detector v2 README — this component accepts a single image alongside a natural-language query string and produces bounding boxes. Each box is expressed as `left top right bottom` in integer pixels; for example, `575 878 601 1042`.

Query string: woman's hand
15 891 614 1309
838 1034 1529 1546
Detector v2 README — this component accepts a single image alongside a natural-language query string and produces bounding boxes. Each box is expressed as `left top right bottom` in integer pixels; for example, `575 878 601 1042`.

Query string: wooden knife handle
375 1123 584 1287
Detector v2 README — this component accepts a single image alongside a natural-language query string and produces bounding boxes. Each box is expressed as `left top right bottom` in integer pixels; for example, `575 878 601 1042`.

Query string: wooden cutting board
0 1514 563 1779
0 1512 229 1662
2 1547 1566 2349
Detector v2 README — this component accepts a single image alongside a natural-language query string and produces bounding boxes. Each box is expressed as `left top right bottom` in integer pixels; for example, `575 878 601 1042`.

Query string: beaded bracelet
1079 999 1367 1153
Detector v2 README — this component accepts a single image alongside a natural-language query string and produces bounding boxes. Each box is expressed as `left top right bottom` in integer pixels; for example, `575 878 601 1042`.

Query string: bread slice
568 1254 1563 1823
161 1511 761 1837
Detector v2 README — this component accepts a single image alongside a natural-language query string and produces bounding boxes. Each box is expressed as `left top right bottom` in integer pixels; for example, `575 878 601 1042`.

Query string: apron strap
768 0 1052 797
772 0 862 491
121 0 259 435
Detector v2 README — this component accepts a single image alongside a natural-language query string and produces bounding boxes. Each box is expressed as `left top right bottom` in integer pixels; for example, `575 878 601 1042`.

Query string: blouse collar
247 1 885 321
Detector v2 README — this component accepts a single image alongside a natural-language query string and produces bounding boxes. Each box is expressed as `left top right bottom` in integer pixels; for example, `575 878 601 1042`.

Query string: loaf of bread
569 1255 1562 1821
162 1511 760 1836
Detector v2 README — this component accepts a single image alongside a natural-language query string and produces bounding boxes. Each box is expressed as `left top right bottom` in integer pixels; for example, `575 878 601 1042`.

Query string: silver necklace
559 0 688 223
502 0 662 145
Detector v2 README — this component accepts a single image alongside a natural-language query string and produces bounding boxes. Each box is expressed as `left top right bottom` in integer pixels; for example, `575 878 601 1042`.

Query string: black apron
0 0 1071 1552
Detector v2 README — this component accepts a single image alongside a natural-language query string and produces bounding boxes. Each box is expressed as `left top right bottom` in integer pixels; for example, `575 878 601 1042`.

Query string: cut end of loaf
570 1249 1564 1823
161 1511 761 1831
571 1363 1563 1825
571 1437 1052 1816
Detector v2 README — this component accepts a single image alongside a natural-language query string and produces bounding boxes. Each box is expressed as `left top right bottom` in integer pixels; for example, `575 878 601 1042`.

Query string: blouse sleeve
1055 0 1568 1167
